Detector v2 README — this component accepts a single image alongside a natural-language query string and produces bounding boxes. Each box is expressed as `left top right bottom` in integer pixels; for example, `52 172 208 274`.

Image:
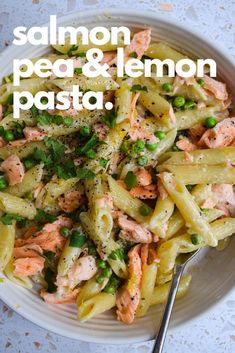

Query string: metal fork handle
151 264 184 353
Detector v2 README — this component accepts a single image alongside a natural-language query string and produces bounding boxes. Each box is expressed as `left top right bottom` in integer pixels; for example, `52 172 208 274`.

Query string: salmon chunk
118 214 153 243
203 75 228 101
199 118 235 148
116 244 142 324
58 190 84 213
14 256 45 277
125 29 151 59
1 154 25 186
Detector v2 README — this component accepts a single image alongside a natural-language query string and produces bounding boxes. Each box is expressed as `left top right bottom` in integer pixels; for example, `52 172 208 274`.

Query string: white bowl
0 8 234 344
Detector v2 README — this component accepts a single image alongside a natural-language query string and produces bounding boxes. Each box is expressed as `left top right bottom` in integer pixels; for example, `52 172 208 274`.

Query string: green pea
173 96 185 108
155 131 166 140
40 97 48 105
96 274 105 284
80 126 90 137
24 158 36 170
191 234 202 245
137 155 148 166
197 78 205 87
104 285 115 294
60 227 70 238
184 100 196 110
139 204 151 216
146 142 158 151
4 130 14 141
64 117 73 127
204 117 217 128
96 259 107 269
132 140 145 154
103 267 112 277
0 178 7 189
162 83 173 93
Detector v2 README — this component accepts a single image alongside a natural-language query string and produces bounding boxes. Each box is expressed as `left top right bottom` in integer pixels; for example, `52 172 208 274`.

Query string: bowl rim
0 7 234 344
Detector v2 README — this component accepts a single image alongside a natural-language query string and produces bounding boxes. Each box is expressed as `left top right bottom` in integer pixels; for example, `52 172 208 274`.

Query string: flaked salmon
1 154 25 186
199 117 235 148
116 244 142 324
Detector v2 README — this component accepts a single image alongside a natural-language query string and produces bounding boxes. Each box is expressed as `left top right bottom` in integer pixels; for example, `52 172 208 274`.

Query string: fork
151 249 201 353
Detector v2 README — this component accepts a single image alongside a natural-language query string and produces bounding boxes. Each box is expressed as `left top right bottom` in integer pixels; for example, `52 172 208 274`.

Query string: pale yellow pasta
48 76 119 92
4 259 33 289
160 147 235 166
0 141 46 160
108 176 153 224
0 78 48 104
53 32 125 54
57 238 84 276
175 106 228 130
115 78 133 123
40 110 103 137
0 223 15 271
77 292 116 322
0 111 37 129
145 42 188 62
87 122 129 174
159 165 235 184
150 275 192 306
77 275 110 306
149 196 174 237
36 177 79 213
0 191 36 219
6 163 44 197
158 217 235 279
136 262 158 317
160 173 216 246
139 89 172 126
80 211 127 278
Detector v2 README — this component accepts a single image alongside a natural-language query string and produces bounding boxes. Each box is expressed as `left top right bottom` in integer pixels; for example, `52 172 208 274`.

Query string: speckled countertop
0 1 235 352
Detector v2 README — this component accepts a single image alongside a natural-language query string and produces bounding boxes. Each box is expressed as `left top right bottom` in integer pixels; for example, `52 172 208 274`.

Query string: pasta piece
53 33 125 54
0 78 48 104
57 238 84 276
4 258 33 289
0 141 46 160
159 147 235 166
108 176 153 224
87 122 129 174
6 163 44 197
0 223 15 271
48 76 119 92
115 78 133 123
158 217 235 278
138 89 172 126
136 262 158 317
160 173 217 246
0 111 37 129
40 110 103 137
77 292 116 322
36 177 79 214
145 42 187 62
76 275 110 306
149 196 174 237
150 275 191 305
80 212 127 278
0 191 36 219
159 165 235 184
175 106 227 130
